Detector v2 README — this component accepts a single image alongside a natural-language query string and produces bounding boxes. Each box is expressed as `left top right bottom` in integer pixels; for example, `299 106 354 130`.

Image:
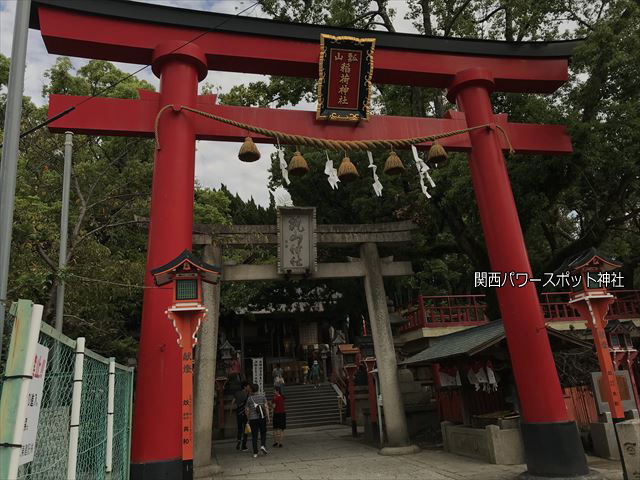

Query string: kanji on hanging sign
317 34 375 122
181 346 194 461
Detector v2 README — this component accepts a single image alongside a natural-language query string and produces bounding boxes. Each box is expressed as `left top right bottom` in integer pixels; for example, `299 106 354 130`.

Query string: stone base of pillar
194 462 223 479
378 445 420 456
520 421 591 478
131 459 182 480
519 471 603 480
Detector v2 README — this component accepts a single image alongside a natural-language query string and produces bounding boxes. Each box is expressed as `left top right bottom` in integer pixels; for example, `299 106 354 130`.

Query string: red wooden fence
437 385 598 427
563 385 599 428
437 388 506 424
401 290 640 332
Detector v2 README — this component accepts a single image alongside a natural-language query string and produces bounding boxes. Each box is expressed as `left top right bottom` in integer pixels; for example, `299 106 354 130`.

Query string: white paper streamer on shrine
486 361 499 392
367 151 383 197
324 152 340 190
411 145 435 198
277 142 290 185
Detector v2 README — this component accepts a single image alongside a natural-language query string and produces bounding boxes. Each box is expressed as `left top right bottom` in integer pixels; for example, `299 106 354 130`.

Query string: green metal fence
1 311 134 480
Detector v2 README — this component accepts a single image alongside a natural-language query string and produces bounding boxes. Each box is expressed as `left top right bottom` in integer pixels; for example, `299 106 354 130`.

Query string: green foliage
217 0 639 321
194 186 232 225
0 54 10 87
3 59 240 361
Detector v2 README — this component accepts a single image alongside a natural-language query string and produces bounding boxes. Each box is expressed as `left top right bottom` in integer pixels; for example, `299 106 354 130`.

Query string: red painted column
447 68 567 424
447 68 589 477
131 42 207 478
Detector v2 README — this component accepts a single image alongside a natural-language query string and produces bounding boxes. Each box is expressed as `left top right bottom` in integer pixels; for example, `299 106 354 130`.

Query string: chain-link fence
5 320 134 480
15 325 76 479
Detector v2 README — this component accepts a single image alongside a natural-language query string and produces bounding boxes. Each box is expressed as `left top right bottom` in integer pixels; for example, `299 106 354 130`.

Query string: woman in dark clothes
271 385 286 447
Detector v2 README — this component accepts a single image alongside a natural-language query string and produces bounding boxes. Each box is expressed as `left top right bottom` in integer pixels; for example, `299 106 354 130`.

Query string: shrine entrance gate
29 0 589 479
190 219 417 476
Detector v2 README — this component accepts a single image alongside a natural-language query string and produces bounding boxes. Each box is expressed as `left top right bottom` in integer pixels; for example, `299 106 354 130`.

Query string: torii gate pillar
131 42 207 479
447 69 590 477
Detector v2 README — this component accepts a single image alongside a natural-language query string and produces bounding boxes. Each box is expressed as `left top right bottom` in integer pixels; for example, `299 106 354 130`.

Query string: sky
0 0 417 206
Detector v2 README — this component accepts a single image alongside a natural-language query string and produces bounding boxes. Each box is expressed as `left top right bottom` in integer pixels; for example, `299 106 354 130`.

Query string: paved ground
213 425 624 480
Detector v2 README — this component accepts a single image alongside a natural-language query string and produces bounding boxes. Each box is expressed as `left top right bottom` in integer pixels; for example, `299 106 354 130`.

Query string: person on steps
246 383 270 458
273 363 285 396
310 360 321 388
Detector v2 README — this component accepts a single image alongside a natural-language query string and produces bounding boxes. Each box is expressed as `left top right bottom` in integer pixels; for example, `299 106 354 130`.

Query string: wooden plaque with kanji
317 34 375 122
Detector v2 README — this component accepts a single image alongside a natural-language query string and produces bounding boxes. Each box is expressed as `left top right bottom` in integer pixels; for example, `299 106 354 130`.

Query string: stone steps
263 383 342 429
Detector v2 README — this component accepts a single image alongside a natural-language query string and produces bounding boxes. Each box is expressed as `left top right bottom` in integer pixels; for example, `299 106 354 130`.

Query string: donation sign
19 343 49 465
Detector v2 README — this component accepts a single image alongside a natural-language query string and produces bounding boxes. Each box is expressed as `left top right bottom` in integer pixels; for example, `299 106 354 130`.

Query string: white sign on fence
19 343 49 465
252 357 264 393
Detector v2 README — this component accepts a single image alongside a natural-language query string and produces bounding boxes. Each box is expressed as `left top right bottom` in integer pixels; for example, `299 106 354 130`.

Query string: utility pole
0 0 32 358
54 132 73 332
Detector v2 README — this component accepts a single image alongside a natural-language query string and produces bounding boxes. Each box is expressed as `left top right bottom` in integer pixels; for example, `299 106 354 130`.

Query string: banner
252 357 264 393
19 343 49 465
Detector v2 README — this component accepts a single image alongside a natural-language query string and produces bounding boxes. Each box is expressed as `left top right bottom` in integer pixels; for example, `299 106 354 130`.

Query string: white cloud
1 0 418 206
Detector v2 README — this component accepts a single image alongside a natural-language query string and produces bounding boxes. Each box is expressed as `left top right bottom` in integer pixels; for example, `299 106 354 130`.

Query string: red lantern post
564 250 629 478
565 250 625 420
151 251 221 480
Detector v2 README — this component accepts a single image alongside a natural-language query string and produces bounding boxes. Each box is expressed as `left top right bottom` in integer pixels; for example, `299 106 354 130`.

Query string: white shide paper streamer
367 151 383 197
411 145 435 198
277 141 290 186
324 152 340 190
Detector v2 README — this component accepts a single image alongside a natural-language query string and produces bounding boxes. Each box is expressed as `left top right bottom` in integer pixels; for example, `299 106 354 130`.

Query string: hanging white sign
252 357 264 394
19 343 49 465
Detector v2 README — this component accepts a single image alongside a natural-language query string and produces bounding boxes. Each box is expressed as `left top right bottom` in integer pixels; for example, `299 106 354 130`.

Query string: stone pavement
213 425 624 480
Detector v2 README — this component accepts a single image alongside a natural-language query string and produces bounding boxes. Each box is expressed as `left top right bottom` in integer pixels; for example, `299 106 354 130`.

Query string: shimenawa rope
154 104 515 155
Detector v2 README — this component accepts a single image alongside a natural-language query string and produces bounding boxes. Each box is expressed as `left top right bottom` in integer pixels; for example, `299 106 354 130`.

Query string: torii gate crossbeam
29 1 590 479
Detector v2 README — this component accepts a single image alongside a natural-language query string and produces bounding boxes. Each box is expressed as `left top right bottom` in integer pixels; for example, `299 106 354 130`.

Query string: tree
2 56 236 360
217 0 639 321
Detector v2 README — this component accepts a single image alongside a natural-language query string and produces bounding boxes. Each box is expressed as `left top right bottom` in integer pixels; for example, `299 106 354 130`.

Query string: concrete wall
591 420 620 460
441 422 525 465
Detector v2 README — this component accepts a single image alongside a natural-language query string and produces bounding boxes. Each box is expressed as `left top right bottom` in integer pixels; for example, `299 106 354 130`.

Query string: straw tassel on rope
288 149 309 176
426 142 448 167
238 136 261 162
383 150 405 175
337 155 358 182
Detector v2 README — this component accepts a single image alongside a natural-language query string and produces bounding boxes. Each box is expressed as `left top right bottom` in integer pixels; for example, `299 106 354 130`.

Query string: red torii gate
30 1 588 478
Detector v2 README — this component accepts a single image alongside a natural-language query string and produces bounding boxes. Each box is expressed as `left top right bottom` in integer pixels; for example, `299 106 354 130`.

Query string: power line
67 273 170 290
1 0 263 146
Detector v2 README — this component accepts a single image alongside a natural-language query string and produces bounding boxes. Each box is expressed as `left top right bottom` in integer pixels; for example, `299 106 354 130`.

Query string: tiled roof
400 320 505 365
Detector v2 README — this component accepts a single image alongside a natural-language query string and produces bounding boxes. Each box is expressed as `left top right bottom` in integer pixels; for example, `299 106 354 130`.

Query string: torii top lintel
30 0 580 93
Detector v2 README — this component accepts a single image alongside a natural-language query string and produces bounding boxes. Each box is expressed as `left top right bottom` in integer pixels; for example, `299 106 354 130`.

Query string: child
301 362 309 384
